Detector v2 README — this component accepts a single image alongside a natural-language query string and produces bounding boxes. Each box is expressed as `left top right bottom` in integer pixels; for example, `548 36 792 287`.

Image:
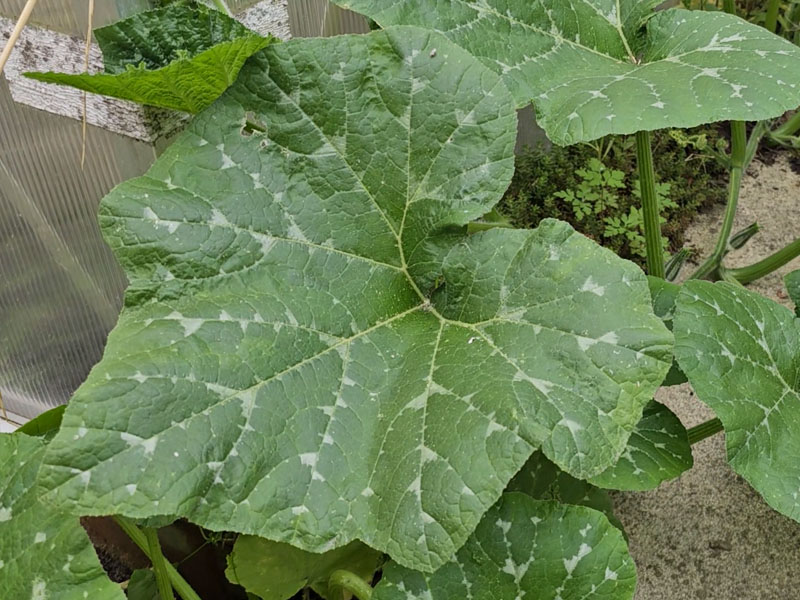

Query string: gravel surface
614 155 800 599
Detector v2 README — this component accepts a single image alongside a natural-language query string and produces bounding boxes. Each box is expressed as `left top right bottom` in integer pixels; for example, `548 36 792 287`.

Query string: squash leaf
507 451 624 532
674 281 800 523
335 1 800 144
785 270 800 316
226 539 381 600
40 28 671 572
588 399 692 491
649 276 687 385
16 404 65 441
25 2 273 113
373 493 636 600
0 434 124 600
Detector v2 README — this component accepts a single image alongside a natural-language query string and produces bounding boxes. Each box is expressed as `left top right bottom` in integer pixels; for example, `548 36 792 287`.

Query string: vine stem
687 418 724 445
211 0 232 15
765 0 781 33
0 0 39 75
112 517 202 600
689 121 746 280
772 110 800 139
635 130 665 278
144 528 175 600
727 237 800 283
328 569 373 600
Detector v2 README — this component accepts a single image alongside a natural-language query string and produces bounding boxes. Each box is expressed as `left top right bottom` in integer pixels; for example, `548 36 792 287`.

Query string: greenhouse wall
0 0 369 423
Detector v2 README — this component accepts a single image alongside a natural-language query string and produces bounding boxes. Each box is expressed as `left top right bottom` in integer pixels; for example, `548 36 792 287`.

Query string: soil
613 154 800 599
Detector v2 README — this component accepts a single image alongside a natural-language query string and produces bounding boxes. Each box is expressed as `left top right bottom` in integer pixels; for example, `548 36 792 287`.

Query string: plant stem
722 0 737 16
211 0 232 15
744 120 768 170
689 121 746 280
687 418 724 445
773 109 800 139
727 236 800 283
328 569 373 600
112 517 202 600
0 0 39 75
765 0 781 33
635 130 665 278
144 528 175 600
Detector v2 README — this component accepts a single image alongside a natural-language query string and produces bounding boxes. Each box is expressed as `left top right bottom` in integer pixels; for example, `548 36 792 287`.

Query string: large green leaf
336 1 800 144
588 399 692 491
40 28 671 572
674 281 800 522
0 434 124 600
25 3 272 113
373 493 636 600
226 539 381 600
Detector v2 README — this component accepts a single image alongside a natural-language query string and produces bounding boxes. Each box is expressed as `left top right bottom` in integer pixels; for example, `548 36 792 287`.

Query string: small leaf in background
127 569 158 600
785 270 800 316
588 400 693 491
336 1 800 144
39 27 671 573
507 451 624 533
16 404 65 441
373 493 636 600
0 434 124 600
674 281 800 523
25 2 273 113
226 539 381 600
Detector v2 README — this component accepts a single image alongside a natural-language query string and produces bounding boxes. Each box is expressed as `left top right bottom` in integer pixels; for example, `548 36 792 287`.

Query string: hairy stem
765 0 781 33
144 528 174 600
635 130 665 278
690 121 746 280
113 517 202 600
328 570 373 600
687 418 724 445
727 237 800 283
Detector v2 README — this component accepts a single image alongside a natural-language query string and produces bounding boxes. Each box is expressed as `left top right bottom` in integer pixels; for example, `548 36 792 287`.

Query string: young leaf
25 3 273 113
40 28 671 573
335 1 800 144
674 281 800 523
0 434 125 600
16 404 65 441
226 539 381 600
785 269 800 316
373 493 636 600
588 400 693 491
507 451 624 532
127 569 158 600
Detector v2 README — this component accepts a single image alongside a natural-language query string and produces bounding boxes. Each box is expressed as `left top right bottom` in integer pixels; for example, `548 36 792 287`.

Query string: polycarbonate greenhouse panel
0 0 369 423
0 75 157 421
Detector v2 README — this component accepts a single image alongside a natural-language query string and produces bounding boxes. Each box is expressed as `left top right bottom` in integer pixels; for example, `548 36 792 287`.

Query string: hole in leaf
241 111 267 137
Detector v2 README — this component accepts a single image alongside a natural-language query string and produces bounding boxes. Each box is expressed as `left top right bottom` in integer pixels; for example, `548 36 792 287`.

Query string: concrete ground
613 155 800 599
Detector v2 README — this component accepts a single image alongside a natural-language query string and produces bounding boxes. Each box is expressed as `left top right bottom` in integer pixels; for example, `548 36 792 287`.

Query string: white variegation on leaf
0 434 124 600
373 493 636 600
336 0 800 144
675 282 800 523
40 28 671 572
